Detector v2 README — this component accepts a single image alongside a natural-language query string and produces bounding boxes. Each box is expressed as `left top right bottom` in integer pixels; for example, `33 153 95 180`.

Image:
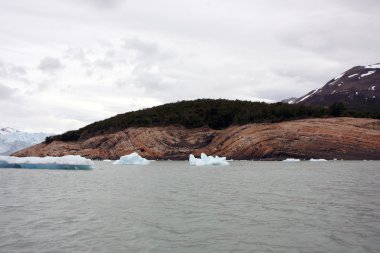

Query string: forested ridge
46 99 379 143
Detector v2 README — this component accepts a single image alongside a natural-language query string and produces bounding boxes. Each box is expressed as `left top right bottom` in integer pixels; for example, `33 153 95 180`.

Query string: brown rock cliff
12 118 380 160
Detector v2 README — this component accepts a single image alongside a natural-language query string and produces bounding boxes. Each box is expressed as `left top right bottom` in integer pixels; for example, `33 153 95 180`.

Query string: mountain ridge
288 63 380 112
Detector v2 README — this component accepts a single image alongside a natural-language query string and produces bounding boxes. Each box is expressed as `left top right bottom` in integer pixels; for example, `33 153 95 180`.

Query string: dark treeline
46 99 379 143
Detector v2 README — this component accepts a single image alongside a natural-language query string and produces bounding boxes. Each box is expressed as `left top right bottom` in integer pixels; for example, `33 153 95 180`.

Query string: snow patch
0 155 94 170
297 89 318 103
113 152 150 165
371 86 376 90
189 153 229 166
365 63 380 69
348 73 359 78
333 72 346 80
337 83 342 87
360 70 376 78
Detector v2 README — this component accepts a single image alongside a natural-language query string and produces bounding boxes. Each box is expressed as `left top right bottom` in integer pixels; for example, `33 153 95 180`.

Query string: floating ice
189 153 229 166
283 158 301 162
113 152 150 165
0 155 94 170
309 158 327 162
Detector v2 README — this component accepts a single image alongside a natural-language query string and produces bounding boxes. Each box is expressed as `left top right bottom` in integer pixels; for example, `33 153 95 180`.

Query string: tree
330 102 345 117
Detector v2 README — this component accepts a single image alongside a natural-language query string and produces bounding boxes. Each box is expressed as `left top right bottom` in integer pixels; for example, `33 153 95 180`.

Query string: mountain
289 63 380 113
0 127 50 155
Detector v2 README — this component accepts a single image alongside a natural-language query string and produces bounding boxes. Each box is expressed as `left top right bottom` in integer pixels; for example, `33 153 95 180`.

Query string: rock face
289 63 380 112
13 118 380 160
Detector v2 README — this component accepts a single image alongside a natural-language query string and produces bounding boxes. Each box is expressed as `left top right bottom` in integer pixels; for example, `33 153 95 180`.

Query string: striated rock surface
13 118 380 160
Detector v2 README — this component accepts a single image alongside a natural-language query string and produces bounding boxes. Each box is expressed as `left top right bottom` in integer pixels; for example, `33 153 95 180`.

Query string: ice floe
113 152 150 165
0 155 94 170
309 158 327 162
189 153 229 166
282 158 301 162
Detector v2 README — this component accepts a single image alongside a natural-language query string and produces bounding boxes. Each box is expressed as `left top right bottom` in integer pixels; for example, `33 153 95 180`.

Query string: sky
1 0 379 133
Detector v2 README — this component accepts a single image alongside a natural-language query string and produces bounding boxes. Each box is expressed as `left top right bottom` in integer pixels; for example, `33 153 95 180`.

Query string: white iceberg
113 152 150 165
189 153 229 166
282 158 301 162
0 155 94 170
309 158 327 162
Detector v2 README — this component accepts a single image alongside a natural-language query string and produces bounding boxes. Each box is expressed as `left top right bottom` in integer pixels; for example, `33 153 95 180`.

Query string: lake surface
1 161 379 253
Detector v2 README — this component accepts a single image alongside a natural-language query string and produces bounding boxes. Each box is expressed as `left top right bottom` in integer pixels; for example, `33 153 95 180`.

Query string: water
1 161 379 253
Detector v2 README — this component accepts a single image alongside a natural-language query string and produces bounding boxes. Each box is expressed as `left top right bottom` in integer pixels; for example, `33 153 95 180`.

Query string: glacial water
0 161 379 253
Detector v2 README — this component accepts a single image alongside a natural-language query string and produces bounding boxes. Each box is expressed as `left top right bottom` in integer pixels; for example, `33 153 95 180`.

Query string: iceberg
0 155 94 170
282 158 301 162
189 153 229 166
309 158 327 162
113 152 150 165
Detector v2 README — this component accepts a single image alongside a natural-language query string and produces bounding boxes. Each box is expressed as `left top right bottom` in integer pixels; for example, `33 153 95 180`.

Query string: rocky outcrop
13 118 380 160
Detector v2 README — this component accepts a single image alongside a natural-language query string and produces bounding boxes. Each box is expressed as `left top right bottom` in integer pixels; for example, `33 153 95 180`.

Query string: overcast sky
1 0 379 133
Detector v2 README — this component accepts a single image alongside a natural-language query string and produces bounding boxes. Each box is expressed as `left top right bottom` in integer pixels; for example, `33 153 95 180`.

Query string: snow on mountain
0 127 50 155
283 63 380 112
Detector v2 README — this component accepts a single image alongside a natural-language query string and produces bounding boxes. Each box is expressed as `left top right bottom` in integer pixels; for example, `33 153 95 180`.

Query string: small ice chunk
282 158 300 162
0 155 94 170
113 152 150 165
371 86 376 90
309 158 327 162
189 153 229 166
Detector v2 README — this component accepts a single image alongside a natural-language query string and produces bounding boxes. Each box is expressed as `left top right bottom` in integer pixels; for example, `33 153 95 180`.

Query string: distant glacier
0 127 50 155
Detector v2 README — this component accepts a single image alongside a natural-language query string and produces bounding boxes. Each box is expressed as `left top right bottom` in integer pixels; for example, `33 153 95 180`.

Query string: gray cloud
75 0 125 9
38 57 64 73
0 83 16 100
0 0 379 132
0 61 27 79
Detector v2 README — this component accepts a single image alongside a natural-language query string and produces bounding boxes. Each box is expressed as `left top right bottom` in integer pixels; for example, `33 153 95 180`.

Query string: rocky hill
13 118 380 160
289 63 380 113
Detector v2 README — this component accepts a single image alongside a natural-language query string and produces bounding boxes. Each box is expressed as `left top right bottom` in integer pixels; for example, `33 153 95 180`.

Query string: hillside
14 118 380 160
45 99 367 143
289 63 380 113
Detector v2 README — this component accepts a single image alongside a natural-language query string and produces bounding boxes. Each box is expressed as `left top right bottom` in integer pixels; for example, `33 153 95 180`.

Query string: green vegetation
45 99 379 143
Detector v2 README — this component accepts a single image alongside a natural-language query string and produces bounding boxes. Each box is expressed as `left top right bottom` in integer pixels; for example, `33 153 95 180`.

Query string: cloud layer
0 0 379 132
